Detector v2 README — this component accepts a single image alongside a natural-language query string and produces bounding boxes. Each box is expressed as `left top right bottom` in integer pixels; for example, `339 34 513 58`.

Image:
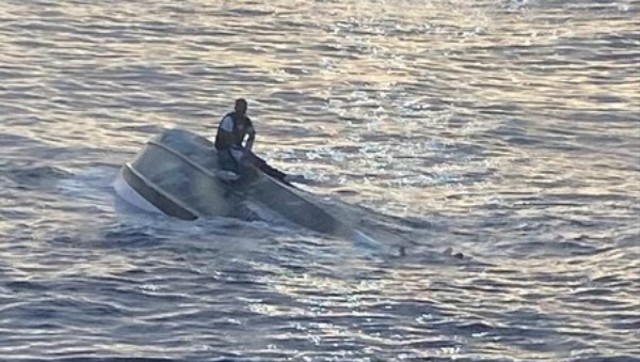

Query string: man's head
234 98 248 116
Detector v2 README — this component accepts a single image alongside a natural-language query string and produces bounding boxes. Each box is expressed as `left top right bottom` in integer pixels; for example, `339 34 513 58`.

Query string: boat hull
114 128 347 235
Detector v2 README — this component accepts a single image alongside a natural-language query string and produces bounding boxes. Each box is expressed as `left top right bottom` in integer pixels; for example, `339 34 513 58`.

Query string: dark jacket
214 111 254 150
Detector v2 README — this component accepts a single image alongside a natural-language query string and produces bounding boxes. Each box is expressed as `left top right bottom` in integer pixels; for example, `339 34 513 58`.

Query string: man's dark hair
235 98 247 107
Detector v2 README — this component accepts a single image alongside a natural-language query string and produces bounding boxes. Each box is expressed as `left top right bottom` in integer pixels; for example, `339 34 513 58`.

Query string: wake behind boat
114 128 378 244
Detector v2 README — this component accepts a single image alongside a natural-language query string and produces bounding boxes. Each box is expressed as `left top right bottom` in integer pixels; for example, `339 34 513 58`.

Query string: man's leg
241 150 287 181
217 148 240 173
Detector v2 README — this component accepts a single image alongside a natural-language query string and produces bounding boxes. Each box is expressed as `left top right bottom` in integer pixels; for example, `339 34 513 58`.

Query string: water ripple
1 0 639 360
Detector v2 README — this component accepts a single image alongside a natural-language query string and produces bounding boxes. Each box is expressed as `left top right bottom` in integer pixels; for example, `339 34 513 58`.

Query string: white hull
113 168 162 214
113 128 378 243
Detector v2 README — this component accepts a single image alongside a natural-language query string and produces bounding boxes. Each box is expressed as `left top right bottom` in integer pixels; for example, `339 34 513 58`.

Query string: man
214 98 302 184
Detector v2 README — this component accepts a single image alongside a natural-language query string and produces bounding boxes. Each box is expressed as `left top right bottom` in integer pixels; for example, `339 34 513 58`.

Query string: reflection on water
0 0 639 360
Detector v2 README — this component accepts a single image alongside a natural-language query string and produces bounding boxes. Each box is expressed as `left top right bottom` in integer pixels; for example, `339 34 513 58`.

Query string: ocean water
1 0 639 361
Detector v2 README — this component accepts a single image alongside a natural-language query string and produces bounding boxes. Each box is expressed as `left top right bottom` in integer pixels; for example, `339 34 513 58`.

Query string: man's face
235 102 247 116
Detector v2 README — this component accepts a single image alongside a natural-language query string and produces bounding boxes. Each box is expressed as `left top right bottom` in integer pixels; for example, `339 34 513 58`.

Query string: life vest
214 111 253 150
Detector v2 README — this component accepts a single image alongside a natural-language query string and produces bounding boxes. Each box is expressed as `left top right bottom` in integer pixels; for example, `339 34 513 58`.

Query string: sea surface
1 0 639 361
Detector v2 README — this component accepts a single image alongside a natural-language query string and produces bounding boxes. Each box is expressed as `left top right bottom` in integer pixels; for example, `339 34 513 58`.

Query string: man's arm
217 116 236 147
245 125 256 151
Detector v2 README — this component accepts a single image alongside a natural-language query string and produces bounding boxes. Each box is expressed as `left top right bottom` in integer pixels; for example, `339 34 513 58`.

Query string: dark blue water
1 0 639 360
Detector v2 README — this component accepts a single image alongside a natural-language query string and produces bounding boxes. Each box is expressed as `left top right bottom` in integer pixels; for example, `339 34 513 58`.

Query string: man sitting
214 98 303 184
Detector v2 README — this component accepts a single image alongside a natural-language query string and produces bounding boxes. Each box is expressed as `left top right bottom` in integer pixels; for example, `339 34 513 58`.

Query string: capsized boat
113 128 378 244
